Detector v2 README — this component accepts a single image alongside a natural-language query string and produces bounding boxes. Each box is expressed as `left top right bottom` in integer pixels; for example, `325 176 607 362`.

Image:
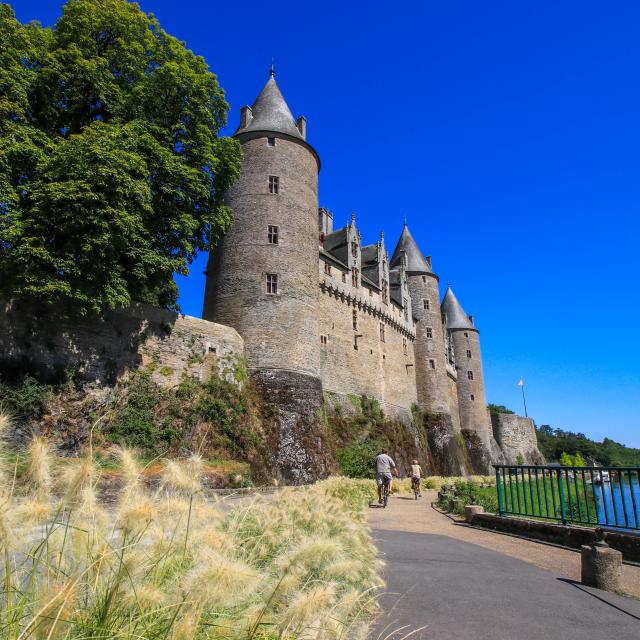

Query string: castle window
266 273 278 294
429 359 435 369
351 267 359 288
268 175 279 194
354 335 359 350
380 322 385 342
352 310 358 331
464 332 468 337
423 299 430 310
320 335 328 345
267 137 276 147
466 349 472 358
422 276 427 284
342 272 347 283
369 288 373 296
351 241 358 258
324 262 331 275
467 370 474 380
470 394 475 401
403 337 407 355
426 327 433 339
268 225 279 244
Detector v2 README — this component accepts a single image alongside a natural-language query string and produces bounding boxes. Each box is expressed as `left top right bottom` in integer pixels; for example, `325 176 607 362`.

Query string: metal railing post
496 467 503 515
556 469 568 525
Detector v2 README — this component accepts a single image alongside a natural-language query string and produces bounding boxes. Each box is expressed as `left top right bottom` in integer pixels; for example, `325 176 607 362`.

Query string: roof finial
403 215 408 227
269 60 275 78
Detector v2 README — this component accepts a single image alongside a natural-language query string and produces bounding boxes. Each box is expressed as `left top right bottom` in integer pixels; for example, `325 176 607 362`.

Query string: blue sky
12 1 640 447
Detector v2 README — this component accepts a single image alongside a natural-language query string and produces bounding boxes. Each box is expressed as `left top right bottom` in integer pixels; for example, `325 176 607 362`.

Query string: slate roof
389 268 404 307
323 227 349 265
390 224 431 273
441 286 475 330
234 73 303 139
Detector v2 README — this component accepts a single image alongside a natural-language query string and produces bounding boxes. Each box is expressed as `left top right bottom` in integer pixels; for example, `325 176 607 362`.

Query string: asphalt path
371 528 640 640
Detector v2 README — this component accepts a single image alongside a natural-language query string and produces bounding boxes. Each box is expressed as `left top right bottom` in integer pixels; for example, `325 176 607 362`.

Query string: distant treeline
536 425 640 467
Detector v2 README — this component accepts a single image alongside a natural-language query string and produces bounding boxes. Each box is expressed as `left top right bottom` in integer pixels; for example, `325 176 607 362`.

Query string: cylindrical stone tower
203 71 326 483
441 286 492 447
390 224 450 414
203 70 321 383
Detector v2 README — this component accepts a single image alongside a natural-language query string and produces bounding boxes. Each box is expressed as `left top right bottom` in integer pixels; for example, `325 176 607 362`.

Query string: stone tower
441 286 492 448
203 69 325 482
390 224 450 415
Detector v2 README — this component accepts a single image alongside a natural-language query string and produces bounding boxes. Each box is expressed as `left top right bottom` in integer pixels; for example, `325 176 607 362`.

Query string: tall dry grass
0 432 382 640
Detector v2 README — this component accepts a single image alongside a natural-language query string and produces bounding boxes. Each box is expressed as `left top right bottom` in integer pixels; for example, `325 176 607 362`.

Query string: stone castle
1 67 544 481
202 68 502 472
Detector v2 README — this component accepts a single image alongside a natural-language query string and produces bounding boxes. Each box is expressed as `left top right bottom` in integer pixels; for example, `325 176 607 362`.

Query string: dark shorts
376 472 393 486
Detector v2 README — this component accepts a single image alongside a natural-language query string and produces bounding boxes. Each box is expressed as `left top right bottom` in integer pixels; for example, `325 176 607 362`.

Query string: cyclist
410 459 423 497
375 449 397 504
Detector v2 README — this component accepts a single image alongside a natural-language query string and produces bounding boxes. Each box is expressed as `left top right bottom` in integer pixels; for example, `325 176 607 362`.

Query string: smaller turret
441 286 492 449
391 224 451 416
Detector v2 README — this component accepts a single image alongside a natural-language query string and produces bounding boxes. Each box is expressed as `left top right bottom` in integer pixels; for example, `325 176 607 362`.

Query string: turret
203 68 321 386
390 224 450 416
441 286 491 446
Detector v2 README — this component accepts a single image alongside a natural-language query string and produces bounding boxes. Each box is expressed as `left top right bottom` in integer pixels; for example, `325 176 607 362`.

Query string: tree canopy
0 0 241 315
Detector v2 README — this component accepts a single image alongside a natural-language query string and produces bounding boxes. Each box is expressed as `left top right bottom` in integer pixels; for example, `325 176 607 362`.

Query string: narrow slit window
403 337 408 355
324 262 332 275
266 273 278 295
470 394 475 401
268 175 279 194
268 225 279 244
352 310 358 331
380 322 386 342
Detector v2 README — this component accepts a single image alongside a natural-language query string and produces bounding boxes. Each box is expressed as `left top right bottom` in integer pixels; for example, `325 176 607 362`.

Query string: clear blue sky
12 1 640 447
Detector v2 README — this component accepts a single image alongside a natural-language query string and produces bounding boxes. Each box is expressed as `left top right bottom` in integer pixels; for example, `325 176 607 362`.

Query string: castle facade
203 70 494 461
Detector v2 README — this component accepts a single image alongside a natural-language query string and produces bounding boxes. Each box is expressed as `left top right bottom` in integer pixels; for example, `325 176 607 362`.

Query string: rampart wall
317 264 418 419
0 300 245 388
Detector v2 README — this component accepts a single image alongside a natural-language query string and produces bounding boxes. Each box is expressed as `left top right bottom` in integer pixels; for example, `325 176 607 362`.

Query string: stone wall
0 300 245 388
317 267 418 416
491 413 545 465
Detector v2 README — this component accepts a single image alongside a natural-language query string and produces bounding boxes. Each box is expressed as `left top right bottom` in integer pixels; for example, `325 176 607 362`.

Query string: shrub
338 439 385 479
0 375 52 419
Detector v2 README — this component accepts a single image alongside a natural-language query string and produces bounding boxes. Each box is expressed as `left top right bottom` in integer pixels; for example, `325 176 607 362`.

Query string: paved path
369 493 640 640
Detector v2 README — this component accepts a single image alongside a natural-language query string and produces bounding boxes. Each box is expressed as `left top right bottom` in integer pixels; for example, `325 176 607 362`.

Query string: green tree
0 1 241 315
487 403 515 416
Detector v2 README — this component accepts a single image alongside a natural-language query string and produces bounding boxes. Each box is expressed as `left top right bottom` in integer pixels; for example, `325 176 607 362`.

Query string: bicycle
382 476 391 508
411 477 420 500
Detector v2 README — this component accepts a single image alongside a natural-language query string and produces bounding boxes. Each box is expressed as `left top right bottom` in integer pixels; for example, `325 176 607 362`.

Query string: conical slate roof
235 72 303 139
441 286 475 330
390 224 431 273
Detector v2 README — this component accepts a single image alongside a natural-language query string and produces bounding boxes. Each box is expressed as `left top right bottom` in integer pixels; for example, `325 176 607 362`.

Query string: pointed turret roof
441 286 476 330
235 69 304 140
389 224 431 273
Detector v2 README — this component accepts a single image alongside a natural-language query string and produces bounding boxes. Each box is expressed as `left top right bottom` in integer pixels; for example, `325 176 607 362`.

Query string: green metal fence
494 465 640 531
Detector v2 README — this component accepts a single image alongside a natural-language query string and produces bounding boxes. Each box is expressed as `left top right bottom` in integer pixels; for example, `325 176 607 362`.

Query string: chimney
240 105 253 129
296 115 307 139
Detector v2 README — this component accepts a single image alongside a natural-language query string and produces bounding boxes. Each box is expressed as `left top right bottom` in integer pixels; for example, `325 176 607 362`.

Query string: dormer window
267 137 276 147
268 176 279 194
351 241 358 258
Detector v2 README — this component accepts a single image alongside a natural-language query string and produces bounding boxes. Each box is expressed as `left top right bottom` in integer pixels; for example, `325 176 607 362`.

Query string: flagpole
519 379 528 417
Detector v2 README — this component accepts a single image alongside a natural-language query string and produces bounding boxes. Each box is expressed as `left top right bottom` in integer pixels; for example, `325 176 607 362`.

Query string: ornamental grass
0 428 382 640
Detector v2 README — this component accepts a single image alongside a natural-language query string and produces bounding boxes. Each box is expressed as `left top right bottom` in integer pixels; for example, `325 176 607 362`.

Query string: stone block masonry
0 299 245 388
491 413 545 465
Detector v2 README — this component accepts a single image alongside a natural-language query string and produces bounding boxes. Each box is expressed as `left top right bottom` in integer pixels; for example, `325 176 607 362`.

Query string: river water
595 474 640 530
